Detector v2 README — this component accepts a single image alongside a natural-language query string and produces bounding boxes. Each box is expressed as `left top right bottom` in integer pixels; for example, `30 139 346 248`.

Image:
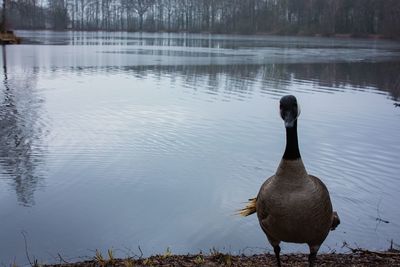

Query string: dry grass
40 249 400 267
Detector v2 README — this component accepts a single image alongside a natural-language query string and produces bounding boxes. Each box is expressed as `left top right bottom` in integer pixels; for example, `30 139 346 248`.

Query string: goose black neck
283 120 301 160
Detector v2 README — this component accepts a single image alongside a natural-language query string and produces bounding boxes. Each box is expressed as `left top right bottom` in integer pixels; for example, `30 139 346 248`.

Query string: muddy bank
44 249 400 267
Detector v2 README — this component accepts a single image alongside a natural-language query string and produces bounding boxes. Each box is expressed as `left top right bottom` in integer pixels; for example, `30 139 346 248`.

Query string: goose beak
282 111 296 128
284 117 295 128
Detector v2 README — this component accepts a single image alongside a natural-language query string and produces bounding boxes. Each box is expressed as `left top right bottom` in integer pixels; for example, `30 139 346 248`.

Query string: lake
1 31 400 264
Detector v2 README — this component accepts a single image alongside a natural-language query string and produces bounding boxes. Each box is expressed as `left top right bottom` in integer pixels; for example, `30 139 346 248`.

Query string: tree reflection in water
118 62 400 102
0 46 45 207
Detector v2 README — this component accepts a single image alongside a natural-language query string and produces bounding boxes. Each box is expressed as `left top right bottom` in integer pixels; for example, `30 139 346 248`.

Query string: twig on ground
21 230 34 267
138 246 144 259
375 198 390 231
57 253 70 264
342 241 400 257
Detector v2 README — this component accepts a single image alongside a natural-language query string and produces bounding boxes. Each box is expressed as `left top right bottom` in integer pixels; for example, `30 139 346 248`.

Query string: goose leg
273 245 281 267
265 230 281 267
308 245 320 267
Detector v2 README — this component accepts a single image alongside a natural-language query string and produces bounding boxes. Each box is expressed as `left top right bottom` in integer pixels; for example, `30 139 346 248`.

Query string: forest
3 0 400 37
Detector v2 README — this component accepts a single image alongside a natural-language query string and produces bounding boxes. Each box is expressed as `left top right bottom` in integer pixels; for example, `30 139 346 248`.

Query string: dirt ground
45 249 400 267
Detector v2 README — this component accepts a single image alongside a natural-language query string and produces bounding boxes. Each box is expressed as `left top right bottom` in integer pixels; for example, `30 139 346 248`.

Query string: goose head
280 95 300 128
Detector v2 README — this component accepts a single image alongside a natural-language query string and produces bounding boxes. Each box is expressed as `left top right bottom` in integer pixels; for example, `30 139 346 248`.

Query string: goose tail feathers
237 198 257 217
331 211 340 230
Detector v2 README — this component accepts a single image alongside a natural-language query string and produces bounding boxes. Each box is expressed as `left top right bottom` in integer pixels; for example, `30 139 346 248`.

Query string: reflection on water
17 30 400 50
285 63 400 101
0 32 400 264
0 46 45 206
41 62 399 102
116 62 400 101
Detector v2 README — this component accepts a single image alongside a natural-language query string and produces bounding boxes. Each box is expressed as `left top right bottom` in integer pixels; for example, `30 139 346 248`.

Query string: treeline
4 0 400 37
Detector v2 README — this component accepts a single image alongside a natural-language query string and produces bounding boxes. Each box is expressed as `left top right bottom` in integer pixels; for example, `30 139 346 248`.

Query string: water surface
1 31 400 264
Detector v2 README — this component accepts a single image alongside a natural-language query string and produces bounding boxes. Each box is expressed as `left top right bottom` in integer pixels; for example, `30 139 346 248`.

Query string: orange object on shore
0 30 21 44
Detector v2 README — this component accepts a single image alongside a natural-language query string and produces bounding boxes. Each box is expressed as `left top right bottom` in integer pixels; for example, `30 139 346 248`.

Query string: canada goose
239 95 340 267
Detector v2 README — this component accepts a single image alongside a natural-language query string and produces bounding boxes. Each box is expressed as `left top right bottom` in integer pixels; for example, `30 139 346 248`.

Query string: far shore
13 29 399 41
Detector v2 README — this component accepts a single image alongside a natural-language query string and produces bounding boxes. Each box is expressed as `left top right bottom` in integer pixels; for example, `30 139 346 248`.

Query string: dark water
1 31 400 264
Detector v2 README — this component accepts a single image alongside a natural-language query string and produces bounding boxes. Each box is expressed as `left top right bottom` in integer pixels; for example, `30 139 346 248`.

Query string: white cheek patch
296 104 301 119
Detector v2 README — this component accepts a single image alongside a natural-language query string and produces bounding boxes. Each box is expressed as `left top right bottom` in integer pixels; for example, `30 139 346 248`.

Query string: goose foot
308 244 320 267
308 252 317 267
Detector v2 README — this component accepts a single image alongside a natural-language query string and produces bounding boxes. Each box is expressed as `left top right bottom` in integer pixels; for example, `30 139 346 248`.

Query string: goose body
240 95 339 267
256 160 335 255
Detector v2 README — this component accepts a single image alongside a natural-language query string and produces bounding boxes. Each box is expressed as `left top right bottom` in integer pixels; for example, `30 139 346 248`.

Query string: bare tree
130 0 155 31
5 0 400 37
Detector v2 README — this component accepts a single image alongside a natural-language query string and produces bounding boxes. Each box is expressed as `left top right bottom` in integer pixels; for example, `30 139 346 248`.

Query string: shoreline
46 251 400 267
34 248 400 267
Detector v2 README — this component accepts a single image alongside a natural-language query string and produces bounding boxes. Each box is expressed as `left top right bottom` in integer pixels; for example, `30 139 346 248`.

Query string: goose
239 95 340 267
